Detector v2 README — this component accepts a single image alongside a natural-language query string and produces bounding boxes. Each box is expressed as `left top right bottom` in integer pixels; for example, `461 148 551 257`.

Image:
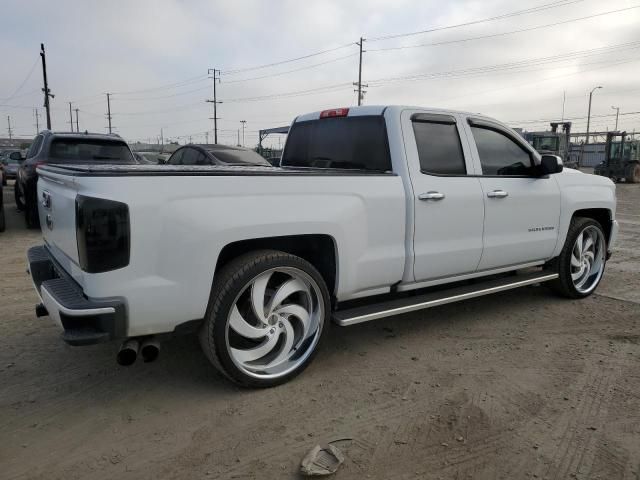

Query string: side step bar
333 271 558 326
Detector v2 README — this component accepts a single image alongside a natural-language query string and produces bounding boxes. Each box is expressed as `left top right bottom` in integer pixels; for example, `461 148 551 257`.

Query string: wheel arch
571 208 613 246
214 234 339 300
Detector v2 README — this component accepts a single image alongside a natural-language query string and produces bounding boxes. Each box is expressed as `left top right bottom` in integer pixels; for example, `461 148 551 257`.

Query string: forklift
527 122 576 168
594 131 640 183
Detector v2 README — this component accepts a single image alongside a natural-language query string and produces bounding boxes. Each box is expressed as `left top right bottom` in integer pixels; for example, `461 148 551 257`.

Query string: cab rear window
281 116 391 172
49 140 135 163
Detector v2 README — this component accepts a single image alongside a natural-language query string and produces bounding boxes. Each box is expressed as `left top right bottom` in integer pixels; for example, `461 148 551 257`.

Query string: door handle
419 191 445 201
487 190 508 198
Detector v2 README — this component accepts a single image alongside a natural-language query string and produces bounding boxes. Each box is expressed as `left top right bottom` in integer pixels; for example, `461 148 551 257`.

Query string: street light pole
240 120 246 147
611 105 620 131
585 85 602 145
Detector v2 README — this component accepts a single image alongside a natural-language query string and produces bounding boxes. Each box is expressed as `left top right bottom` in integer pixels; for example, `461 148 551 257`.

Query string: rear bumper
27 245 127 346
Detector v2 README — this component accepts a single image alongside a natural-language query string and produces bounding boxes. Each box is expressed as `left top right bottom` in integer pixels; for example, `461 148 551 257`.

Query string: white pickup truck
29 105 618 387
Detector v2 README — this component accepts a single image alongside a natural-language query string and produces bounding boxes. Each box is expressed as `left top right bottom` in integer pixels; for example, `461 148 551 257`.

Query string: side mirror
539 154 563 175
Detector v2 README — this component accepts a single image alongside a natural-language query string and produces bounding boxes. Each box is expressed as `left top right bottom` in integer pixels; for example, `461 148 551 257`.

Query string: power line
120 85 212 101
222 53 358 84
367 0 582 42
367 41 640 86
111 74 208 95
221 43 354 75
367 5 640 53
508 111 640 125
1 58 39 103
221 82 352 103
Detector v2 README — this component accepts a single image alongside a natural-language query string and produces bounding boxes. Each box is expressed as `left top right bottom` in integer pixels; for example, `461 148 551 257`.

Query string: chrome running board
333 271 558 326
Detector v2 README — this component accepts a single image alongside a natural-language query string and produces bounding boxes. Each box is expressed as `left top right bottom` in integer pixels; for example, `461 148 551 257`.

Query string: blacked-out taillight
76 195 130 273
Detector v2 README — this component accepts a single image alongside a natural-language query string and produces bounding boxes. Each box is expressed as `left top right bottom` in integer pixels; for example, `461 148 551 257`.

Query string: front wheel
550 217 607 298
199 250 330 387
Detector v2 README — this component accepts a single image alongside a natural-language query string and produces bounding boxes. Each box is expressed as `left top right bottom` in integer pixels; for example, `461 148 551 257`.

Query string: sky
1 0 639 148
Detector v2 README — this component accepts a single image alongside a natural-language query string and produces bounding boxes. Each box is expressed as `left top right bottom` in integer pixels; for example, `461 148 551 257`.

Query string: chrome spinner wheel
570 225 606 294
225 267 324 380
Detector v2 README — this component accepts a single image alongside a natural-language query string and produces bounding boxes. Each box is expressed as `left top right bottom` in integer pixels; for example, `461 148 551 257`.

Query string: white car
28 105 617 387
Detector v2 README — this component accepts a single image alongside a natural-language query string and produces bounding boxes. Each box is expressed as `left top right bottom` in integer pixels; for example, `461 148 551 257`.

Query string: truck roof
293 105 492 123
40 131 125 141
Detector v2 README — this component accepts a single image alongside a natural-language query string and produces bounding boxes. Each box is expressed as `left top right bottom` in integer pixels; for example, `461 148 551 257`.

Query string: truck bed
39 164 394 177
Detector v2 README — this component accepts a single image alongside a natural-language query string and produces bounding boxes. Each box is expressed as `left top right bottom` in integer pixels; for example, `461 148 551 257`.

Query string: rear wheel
550 217 607 298
25 194 40 229
199 250 330 387
0 193 5 232
14 181 25 210
626 163 640 183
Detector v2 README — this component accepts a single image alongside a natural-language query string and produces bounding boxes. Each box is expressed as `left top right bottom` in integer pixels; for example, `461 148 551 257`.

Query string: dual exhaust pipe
117 337 160 366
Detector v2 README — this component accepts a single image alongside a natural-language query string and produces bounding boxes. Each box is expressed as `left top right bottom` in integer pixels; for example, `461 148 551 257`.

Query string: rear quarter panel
69 173 406 336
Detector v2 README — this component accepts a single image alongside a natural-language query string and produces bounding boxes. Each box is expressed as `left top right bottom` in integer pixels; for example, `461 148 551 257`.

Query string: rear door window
281 116 391 172
209 149 270 166
180 148 201 165
412 119 466 175
168 149 184 165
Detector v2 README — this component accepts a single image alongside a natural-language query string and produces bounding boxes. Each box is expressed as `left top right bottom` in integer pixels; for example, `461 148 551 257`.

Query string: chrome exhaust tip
117 339 139 366
140 338 160 363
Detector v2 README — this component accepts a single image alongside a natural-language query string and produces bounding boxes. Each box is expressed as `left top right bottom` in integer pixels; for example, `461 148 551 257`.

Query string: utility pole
206 68 222 144
105 93 113 134
75 108 79 132
205 131 209 144
355 37 365 106
561 90 566 122
34 108 40 134
237 129 240 147
40 43 54 129
611 106 620 131
585 85 602 145
7 116 13 140
68 102 74 132
160 128 164 148
240 120 247 147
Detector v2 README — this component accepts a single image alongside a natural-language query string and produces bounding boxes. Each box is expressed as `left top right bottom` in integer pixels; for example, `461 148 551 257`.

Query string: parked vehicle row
1 149 24 185
28 105 617 387
14 131 137 228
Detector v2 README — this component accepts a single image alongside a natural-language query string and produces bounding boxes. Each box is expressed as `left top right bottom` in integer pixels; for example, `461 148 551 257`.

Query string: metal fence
569 143 606 168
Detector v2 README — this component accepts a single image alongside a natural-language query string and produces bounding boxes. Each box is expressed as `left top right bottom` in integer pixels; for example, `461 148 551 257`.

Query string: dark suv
15 131 136 228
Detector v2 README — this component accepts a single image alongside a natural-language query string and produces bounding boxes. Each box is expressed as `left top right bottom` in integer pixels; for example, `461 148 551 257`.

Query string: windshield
281 116 391 171
49 139 135 163
532 136 559 152
208 148 270 166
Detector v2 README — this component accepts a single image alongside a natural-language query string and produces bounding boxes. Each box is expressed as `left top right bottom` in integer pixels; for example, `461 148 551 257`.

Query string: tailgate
37 169 80 265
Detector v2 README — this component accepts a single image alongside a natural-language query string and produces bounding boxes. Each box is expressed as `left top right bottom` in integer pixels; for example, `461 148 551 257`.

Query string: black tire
25 195 40 229
199 250 330 388
0 196 5 233
626 163 640 183
549 217 606 299
14 181 25 210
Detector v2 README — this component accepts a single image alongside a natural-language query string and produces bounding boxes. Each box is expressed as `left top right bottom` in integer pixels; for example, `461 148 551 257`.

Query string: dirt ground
1 179 639 480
